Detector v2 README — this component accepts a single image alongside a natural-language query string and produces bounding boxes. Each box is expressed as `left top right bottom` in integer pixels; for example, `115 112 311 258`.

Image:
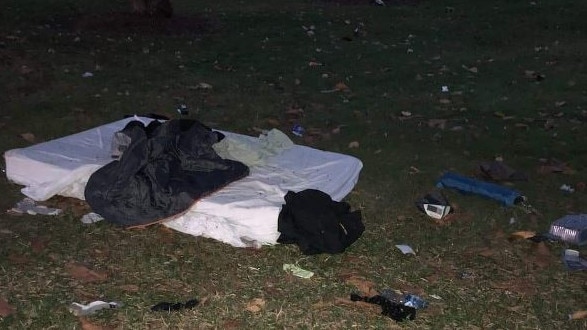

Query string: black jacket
85 119 249 227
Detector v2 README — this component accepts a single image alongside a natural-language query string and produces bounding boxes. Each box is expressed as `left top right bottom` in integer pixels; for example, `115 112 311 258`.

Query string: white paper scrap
283 264 314 279
395 244 416 255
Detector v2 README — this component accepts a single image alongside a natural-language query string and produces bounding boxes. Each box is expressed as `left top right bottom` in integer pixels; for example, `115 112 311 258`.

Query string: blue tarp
436 172 524 206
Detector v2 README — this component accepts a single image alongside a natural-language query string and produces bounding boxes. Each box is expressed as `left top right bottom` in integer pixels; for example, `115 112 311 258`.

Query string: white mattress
4 117 363 247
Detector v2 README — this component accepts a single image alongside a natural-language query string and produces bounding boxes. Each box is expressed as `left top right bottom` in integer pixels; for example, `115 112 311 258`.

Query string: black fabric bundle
277 189 364 255
350 293 416 322
84 119 249 227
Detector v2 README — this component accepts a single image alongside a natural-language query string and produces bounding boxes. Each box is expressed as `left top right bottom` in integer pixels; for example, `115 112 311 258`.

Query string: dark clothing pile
84 119 249 227
350 293 416 322
277 189 364 255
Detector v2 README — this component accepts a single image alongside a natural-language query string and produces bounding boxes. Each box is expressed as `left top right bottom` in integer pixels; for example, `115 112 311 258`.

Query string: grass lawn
1 0 586 328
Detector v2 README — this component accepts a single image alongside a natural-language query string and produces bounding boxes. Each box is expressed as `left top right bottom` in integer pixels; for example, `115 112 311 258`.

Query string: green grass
1 0 586 328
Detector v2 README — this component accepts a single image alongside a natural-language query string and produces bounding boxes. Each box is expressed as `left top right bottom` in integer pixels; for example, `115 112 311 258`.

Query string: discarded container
416 191 451 220
403 294 428 309
292 124 304 137
549 214 587 245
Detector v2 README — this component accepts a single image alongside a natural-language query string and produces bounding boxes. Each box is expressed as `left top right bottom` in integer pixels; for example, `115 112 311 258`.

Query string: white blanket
4 117 363 247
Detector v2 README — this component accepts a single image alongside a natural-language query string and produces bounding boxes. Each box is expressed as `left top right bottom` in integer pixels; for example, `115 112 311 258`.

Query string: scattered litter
81 72 94 78
81 212 105 224
441 85 449 93
69 301 122 316
395 244 416 255
302 25 316 37
400 111 412 117
560 184 575 194
196 82 213 89
373 0 386 6
429 294 442 300
176 104 189 115
416 191 452 220
292 124 304 137
350 293 416 322
549 214 587 245
562 249 587 271
151 299 199 312
7 198 62 216
283 264 314 279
